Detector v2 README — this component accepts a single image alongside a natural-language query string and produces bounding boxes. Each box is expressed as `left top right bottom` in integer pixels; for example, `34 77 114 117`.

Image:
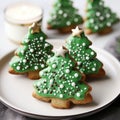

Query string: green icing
85 0 119 32
66 32 102 75
9 29 54 73
34 54 89 100
48 0 83 28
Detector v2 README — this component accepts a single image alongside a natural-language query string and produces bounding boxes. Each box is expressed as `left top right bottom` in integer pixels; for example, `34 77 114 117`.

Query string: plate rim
0 96 119 119
0 46 120 119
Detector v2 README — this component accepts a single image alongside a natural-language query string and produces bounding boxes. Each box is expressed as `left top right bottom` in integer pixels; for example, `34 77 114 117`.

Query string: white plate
0 40 120 119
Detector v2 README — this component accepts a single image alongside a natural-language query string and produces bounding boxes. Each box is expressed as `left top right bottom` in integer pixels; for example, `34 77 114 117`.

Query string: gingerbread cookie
9 23 54 79
66 26 105 78
33 47 92 109
84 0 119 35
47 0 83 33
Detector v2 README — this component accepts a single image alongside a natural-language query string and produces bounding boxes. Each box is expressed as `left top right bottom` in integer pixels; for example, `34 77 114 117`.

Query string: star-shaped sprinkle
29 22 40 34
55 47 68 57
72 26 83 37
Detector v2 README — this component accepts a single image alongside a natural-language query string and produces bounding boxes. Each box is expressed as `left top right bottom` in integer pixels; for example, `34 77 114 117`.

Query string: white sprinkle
81 89 83 92
25 39 29 43
40 37 43 40
77 54 80 57
34 83 36 87
45 43 48 47
59 94 63 98
100 16 104 20
82 43 86 46
96 12 101 17
21 50 24 54
90 19 94 23
99 1 103 5
52 64 56 68
16 66 20 70
94 26 99 30
92 68 96 71
40 71 43 76
64 61 67 63
58 10 63 14
71 82 76 87
63 13 67 17
50 79 53 84
34 66 38 70
69 92 72 95
23 59 27 63
74 18 78 22
30 49 34 52
44 79 47 82
60 84 64 88
37 82 40 86
66 21 71 26
107 22 111 27
76 92 80 97
91 51 94 55
64 90 67 92
76 44 79 46
74 73 79 78
77 62 81 65
84 87 87 90
66 69 70 73
86 56 89 60
44 89 47 94
37 45 40 47
41 64 45 68
106 14 110 18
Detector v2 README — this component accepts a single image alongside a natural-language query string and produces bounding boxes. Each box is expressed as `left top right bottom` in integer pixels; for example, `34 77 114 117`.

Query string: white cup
4 2 43 44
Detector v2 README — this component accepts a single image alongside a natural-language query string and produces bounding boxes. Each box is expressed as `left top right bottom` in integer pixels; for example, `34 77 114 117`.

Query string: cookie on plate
33 47 92 109
84 0 119 35
47 0 83 33
9 23 54 79
65 26 105 79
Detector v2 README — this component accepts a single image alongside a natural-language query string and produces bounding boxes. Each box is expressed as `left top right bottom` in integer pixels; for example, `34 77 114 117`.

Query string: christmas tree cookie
47 0 83 33
33 47 92 109
9 23 54 79
66 26 105 78
84 0 119 35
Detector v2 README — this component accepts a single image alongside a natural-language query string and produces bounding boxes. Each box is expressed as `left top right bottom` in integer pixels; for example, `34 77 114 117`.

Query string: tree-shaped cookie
32 47 92 109
84 0 119 34
66 26 105 78
9 23 54 79
47 0 83 33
